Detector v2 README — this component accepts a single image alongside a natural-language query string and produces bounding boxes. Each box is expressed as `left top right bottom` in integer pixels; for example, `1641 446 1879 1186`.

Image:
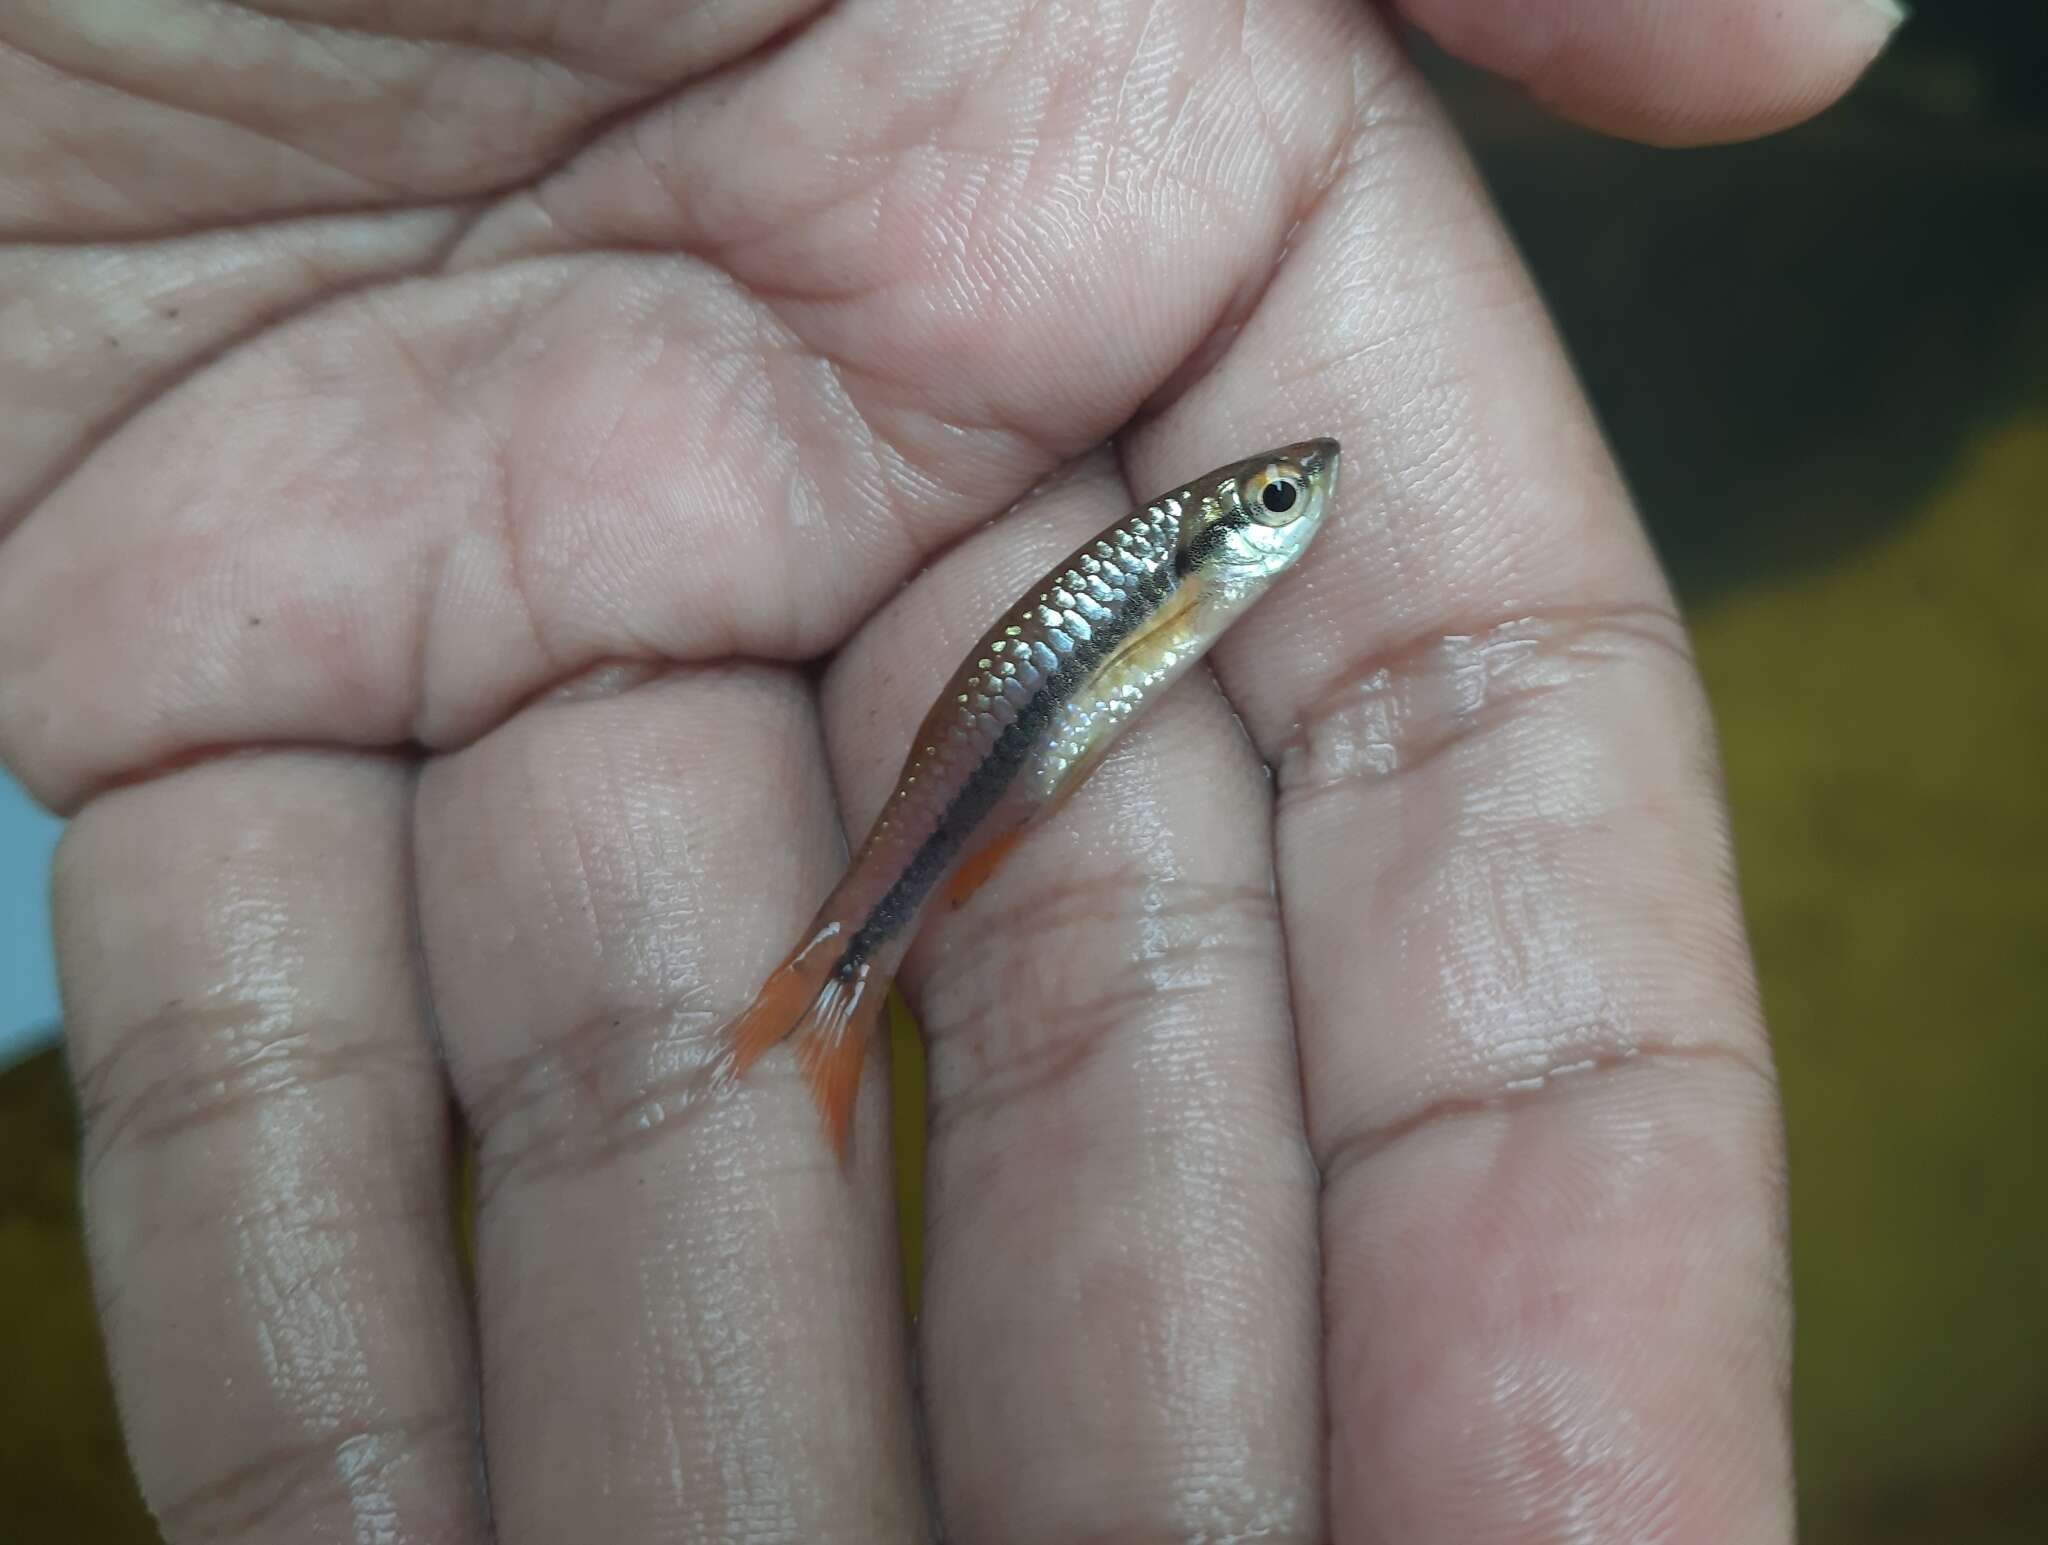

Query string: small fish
726 438 1341 1153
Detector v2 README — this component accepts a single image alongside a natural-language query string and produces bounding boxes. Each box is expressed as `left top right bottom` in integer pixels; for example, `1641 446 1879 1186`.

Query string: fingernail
1861 0 1908 28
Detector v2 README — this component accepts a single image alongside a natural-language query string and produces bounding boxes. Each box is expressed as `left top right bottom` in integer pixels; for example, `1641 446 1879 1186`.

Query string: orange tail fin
726 925 886 1159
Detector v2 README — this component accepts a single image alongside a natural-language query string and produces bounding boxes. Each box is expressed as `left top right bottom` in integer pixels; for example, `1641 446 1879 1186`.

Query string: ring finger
824 454 1325 1543
412 665 928 1542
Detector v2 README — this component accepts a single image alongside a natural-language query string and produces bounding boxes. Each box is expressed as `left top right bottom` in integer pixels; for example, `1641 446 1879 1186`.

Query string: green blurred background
5 5 2045 1540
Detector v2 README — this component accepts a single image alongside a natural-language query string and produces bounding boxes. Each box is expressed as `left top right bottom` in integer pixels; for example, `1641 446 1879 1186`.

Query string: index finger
1125 7 1791 1537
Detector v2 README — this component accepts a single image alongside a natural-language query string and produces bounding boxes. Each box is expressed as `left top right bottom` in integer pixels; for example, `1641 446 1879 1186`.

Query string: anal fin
943 829 1024 908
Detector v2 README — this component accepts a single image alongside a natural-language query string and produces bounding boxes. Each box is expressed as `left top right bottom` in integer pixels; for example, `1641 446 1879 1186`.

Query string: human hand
1 0 1897 1538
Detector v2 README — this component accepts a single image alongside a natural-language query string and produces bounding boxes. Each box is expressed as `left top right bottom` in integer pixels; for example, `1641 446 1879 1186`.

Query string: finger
412 665 927 1542
1124 10 1792 1539
1394 0 1903 145
52 753 487 1545
824 457 1324 1542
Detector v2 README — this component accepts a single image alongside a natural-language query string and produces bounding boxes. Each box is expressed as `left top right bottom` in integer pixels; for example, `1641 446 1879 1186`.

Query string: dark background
1429 0 2048 603
5 4 2045 1539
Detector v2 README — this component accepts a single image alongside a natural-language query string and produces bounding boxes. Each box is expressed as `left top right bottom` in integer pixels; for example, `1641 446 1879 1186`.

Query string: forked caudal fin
725 924 885 1159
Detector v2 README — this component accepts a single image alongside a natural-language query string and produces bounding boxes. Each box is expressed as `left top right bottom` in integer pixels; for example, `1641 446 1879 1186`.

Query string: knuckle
919 872 1278 1124
456 993 734 1200
1316 1039 1778 1197
152 1414 472 1544
70 997 435 1179
1278 602 1699 804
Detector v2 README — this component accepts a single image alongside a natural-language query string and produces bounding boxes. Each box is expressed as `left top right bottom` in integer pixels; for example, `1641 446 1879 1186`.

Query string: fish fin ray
793 974 885 1161
723 923 883 1160
726 923 843 1074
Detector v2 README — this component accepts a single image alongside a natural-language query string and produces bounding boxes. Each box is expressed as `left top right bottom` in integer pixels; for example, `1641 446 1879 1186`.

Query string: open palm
1 1 1895 1539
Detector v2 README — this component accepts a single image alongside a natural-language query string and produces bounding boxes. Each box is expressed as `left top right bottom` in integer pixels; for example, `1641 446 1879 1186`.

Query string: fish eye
1244 463 1307 526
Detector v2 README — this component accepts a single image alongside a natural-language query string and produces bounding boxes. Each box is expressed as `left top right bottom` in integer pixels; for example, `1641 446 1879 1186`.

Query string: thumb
1388 0 1905 146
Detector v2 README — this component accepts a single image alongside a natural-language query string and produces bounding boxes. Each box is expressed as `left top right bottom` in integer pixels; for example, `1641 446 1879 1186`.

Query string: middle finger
413 665 927 1541
824 455 1323 1542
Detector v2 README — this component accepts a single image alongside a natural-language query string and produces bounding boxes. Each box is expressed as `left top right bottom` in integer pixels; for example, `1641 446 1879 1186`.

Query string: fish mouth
1276 436 1341 483
1290 439 1339 514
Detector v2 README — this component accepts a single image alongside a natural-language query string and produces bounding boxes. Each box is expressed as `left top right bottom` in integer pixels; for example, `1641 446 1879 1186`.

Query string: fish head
1175 437 1340 602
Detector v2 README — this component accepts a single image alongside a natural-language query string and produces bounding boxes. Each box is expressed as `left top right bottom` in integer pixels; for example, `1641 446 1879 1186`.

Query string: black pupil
1260 478 1298 515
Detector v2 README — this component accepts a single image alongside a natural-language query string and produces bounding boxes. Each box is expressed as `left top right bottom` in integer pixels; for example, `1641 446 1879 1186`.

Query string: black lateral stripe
1174 508 1246 574
841 559 1177 969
